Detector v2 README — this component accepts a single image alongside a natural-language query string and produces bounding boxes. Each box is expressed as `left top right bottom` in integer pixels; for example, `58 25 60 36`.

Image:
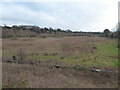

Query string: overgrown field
2 36 118 88
3 36 118 68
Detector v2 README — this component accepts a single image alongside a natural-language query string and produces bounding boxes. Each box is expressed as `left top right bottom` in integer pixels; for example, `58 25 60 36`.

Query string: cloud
1 2 59 26
1 0 119 32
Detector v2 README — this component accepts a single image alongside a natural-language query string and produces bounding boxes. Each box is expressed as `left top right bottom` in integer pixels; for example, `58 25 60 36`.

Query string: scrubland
2 36 118 88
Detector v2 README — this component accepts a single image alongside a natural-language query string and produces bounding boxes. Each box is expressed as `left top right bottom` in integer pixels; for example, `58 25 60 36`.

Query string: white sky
0 0 119 32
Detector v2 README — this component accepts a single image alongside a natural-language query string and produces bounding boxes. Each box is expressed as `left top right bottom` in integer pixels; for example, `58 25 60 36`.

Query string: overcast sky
0 0 119 32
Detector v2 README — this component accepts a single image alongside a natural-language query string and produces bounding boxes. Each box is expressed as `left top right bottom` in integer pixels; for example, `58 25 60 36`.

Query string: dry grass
2 36 106 58
2 36 118 67
2 36 118 88
2 62 118 88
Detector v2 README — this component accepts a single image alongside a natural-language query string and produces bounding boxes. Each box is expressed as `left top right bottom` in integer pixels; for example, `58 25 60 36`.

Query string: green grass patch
93 39 118 67
96 42 118 56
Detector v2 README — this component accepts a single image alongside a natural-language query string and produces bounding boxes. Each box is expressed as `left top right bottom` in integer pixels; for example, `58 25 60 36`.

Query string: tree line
1 24 119 38
2 25 72 34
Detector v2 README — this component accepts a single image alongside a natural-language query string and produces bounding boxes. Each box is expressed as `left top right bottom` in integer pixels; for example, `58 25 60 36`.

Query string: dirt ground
2 61 118 88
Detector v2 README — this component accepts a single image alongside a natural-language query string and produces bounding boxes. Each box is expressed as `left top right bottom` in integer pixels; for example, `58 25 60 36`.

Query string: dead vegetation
2 36 118 88
2 62 118 88
2 36 105 59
